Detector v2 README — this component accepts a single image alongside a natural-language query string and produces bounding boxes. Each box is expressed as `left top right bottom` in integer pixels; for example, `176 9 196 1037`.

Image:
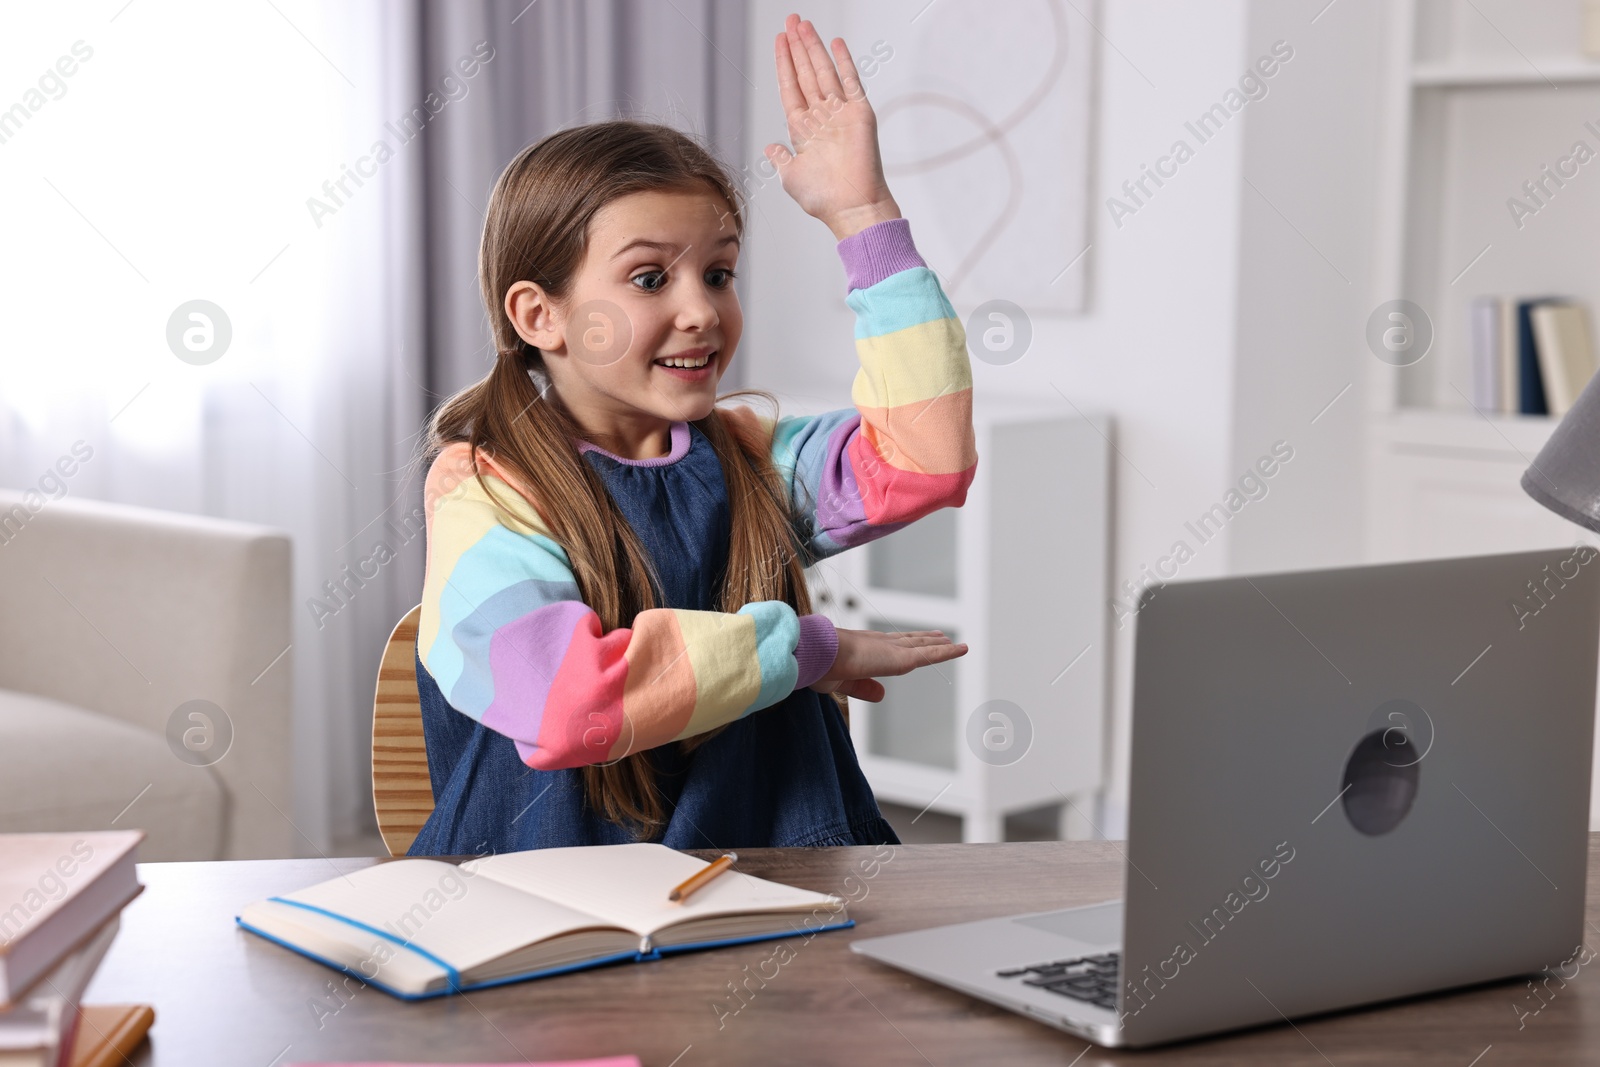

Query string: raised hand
809 628 968 703
765 13 900 241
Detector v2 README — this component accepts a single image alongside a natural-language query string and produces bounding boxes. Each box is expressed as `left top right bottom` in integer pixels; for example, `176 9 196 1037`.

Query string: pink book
289 1060 641 1067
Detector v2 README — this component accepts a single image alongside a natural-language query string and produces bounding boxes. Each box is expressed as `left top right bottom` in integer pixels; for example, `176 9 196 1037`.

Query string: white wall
1228 0 1387 576
740 0 1254 835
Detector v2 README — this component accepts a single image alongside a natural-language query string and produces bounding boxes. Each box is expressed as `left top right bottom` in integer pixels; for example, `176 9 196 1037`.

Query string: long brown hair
426 119 817 839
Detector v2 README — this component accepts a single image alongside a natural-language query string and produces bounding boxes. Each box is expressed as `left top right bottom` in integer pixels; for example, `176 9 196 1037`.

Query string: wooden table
83 838 1600 1066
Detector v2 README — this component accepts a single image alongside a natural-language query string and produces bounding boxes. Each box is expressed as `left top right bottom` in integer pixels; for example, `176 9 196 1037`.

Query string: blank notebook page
273 858 612 971
464 843 844 938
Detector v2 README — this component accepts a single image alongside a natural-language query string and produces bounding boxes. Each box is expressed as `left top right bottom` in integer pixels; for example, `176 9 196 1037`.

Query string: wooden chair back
372 605 434 856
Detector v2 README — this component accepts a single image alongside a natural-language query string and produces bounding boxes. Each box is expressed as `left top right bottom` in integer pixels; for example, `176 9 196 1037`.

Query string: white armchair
0 490 293 860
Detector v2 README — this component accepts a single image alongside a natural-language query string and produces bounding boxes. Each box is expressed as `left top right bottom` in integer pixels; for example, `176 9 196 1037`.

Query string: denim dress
408 420 901 856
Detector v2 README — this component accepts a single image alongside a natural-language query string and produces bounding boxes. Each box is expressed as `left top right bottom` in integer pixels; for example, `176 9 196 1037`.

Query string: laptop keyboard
996 951 1120 1011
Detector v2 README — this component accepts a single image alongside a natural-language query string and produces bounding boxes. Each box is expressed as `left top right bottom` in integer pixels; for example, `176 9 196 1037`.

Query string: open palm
810 628 968 703
765 13 898 240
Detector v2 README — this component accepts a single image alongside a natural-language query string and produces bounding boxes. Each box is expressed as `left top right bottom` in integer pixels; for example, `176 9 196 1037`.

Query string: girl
410 15 977 855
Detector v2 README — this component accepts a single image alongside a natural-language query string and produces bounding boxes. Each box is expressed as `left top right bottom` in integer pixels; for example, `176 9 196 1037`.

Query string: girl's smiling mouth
654 347 716 379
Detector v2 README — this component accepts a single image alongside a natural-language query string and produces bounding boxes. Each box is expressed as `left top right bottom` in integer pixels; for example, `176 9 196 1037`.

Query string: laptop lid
1115 547 1598 1047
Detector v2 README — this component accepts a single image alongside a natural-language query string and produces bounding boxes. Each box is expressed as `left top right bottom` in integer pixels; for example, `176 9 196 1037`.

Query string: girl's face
507 186 743 443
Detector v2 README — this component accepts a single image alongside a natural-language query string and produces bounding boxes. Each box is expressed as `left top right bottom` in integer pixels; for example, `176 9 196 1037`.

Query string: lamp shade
1522 367 1600 534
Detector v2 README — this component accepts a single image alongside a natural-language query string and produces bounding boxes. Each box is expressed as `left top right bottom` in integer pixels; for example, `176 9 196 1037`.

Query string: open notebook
236 843 851 999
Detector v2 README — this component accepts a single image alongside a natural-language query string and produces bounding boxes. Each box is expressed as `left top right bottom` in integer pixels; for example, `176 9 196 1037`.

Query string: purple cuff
836 217 926 293
792 613 840 690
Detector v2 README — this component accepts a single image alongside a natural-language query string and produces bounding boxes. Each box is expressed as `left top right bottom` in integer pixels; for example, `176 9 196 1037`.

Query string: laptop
850 547 1600 1047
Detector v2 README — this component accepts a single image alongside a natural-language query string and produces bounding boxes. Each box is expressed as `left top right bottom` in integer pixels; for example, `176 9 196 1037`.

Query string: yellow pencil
668 852 737 903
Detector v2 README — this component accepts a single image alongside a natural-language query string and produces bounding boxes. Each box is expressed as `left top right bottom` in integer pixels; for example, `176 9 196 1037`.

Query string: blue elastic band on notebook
267 895 462 993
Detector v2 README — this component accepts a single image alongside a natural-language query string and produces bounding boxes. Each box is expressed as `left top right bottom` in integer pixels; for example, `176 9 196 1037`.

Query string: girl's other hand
808 628 968 703
766 13 899 241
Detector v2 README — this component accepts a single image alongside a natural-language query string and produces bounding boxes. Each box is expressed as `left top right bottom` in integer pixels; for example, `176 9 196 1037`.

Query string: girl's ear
505 281 564 352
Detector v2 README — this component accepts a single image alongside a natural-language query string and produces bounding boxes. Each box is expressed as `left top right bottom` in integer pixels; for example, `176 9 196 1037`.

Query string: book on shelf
1468 295 1597 416
1468 296 1503 412
1499 295 1517 414
1531 302 1598 416
1516 298 1555 416
236 843 852 1000
0 833 143 1007
0 915 120 1067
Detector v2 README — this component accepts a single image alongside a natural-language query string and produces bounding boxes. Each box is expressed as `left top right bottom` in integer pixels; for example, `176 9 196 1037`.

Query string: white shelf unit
1369 0 1600 422
1364 0 1594 500
1410 60 1600 87
1365 1 1600 828
796 395 1112 842
1366 408 1581 563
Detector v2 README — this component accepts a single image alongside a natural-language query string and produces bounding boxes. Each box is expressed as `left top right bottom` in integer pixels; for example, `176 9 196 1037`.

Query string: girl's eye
629 268 738 293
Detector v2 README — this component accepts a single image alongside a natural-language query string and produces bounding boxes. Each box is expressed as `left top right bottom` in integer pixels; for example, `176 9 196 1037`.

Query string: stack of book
1470 296 1599 416
0 831 151 1067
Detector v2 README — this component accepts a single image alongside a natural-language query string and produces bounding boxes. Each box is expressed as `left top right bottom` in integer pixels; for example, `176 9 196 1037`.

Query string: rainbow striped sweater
418 217 977 771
